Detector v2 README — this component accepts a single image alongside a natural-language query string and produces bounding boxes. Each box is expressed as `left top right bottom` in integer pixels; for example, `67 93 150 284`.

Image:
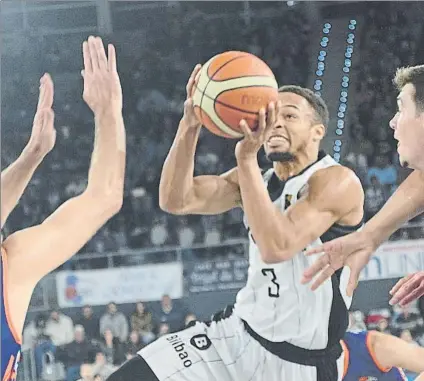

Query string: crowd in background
2 3 311 265
22 296 193 381
349 305 424 380
3 2 424 381
342 2 424 239
3 3 424 263
21 296 424 381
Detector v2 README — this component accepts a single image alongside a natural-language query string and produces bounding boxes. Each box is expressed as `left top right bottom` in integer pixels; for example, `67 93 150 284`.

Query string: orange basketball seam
211 74 277 83
201 55 249 118
205 85 277 115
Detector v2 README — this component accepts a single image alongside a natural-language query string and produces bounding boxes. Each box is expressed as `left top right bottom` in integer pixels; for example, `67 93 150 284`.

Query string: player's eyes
285 114 297 120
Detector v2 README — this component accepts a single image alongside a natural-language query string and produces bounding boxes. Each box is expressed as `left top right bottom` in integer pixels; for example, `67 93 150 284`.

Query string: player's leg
105 316 237 381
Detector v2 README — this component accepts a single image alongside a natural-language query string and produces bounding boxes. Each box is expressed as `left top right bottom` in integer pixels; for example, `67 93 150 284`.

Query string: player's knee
106 356 159 381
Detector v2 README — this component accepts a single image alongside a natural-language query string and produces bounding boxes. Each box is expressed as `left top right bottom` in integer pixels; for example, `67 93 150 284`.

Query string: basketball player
341 329 424 381
106 65 364 381
1 36 125 381
301 65 424 306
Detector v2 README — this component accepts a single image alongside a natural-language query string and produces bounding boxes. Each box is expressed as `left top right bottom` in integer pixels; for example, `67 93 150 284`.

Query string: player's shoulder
307 164 364 201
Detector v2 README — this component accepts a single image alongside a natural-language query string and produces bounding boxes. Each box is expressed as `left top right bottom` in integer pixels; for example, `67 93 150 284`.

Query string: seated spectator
123 330 144 360
157 294 187 333
375 317 392 335
56 325 97 381
130 302 155 344
157 323 170 337
45 309 74 347
23 314 53 378
78 364 93 381
391 305 424 339
99 329 126 366
99 302 129 343
77 305 100 341
91 351 117 380
347 311 366 332
366 154 397 186
185 313 197 327
364 175 386 221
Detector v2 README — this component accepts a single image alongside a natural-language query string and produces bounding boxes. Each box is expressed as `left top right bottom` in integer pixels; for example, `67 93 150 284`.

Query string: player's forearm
159 120 201 212
86 109 126 203
1 147 44 227
237 157 292 262
362 170 424 247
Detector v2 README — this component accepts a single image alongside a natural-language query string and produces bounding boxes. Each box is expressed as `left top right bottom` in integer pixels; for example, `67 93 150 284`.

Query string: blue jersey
342 331 407 381
1 249 22 381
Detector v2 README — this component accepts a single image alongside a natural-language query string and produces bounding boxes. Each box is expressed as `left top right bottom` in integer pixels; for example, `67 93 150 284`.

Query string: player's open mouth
268 135 289 144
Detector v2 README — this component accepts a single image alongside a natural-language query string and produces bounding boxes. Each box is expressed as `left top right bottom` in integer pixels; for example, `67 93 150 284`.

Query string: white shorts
138 314 346 381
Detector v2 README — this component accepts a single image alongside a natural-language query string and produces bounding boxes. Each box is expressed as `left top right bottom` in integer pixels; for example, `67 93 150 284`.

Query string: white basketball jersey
233 152 358 350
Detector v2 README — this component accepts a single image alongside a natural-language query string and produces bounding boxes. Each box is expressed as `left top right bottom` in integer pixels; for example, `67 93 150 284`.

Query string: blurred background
1 1 424 381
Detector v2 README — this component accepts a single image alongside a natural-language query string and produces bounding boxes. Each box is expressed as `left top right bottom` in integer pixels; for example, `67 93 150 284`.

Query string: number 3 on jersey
261 268 280 298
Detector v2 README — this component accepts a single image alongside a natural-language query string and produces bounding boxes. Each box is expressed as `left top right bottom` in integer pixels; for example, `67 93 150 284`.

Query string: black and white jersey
234 151 362 349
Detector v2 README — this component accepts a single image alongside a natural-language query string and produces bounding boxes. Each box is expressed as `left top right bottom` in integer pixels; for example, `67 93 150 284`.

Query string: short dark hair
393 65 424 112
278 85 330 128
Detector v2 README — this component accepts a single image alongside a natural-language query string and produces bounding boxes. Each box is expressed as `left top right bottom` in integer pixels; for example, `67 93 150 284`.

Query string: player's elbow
84 188 123 217
260 242 293 264
159 197 187 215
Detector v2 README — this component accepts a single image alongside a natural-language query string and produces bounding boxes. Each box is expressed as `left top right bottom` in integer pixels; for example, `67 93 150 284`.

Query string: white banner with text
359 239 424 281
56 262 183 307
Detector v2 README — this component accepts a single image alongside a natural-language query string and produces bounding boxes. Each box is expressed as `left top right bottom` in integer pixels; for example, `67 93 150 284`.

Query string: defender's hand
26 73 56 159
182 64 202 130
301 230 375 296
82 36 122 115
235 101 278 161
390 271 424 306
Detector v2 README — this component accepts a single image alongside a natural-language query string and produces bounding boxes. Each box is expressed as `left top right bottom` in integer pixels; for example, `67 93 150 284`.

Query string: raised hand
182 64 202 129
389 271 424 306
301 230 375 296
27 73 56 159
235 101 279 161
82 36 122 115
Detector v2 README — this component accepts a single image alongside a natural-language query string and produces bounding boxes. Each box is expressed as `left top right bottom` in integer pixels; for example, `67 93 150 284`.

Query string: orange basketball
191 51 279 139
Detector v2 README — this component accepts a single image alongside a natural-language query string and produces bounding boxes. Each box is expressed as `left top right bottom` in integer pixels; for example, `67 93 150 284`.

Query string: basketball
191 51 279 139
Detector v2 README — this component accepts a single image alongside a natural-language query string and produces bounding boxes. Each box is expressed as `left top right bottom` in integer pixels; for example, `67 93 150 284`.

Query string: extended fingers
186 64 202 99
310 265 335 291
301 254 329 284
108 44 117 72
389 274 413 296
239 119 252 138
390 273 422 305
37 73 54 110
83 40 92 74
267 101 277 127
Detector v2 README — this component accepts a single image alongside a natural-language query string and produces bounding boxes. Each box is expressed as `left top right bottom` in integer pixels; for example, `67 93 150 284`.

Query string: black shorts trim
106 355 159 381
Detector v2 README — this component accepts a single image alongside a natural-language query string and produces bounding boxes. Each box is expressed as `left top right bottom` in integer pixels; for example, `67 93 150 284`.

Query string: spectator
366 155 397 187
130 302 155 344
391 305 424 339
364 176 386 221
23 314 54 378
91 351 117 380
99 329 126 366
347 311 367 332
375 317 392 335
78 364 93 381
157 323 170 337
77 305 100 341
157 294 186 333
99 302 129 343
185 313 197 327
123 330 144 359
56 325 97 381
45 309 74 346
